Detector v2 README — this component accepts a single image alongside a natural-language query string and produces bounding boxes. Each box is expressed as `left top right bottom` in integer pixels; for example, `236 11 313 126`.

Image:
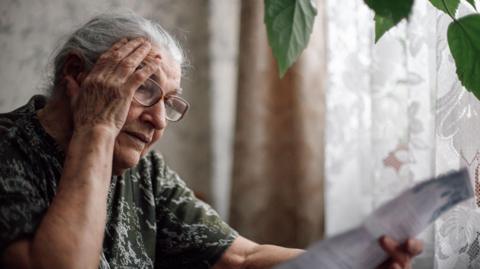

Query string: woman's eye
136 85 155 99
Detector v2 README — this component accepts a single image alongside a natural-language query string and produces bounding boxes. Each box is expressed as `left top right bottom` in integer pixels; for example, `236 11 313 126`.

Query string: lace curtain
324 0 480 268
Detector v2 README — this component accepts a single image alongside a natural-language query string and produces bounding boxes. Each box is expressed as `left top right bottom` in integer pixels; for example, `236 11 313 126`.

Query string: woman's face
112 46 182 175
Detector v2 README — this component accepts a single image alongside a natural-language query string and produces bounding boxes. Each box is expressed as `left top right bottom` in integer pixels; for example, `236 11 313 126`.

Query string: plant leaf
428 0 460 16
466 0 477 10
365 0 414 42
447 14 480 99
375 14 395 43
364 0 414 22
264 0 317 77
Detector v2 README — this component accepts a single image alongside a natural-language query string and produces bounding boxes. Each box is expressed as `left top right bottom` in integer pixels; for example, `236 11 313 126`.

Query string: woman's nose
141 99 167 130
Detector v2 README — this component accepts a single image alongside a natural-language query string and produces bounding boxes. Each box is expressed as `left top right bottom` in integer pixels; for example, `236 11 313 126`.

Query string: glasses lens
134 80 162 106
165 97 189 121
134 78 189 122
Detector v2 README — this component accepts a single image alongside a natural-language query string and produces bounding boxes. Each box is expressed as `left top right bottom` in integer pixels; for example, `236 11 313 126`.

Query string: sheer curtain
325 0 480 268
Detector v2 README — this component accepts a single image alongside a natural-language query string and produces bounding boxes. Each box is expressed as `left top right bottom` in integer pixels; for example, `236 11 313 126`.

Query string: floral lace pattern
325 0 480 268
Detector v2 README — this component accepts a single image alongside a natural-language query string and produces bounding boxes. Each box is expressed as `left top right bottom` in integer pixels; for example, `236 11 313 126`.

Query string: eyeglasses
83 57 189 122
134 77 189 122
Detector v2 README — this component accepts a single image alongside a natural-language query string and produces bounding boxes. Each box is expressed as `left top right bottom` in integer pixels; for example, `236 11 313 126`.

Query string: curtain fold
229 0 326 248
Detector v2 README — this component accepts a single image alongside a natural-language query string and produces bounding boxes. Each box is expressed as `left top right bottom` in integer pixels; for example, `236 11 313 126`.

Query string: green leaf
428 0 460 16
364 0 414 22
375 14 395 43
365 0 414 42
465 0 477 10
447 14 480 99
264 0 317 77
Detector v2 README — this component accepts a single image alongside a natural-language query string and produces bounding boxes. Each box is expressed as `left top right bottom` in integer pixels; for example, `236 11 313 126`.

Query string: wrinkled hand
376 236 423 269
65 37 160 135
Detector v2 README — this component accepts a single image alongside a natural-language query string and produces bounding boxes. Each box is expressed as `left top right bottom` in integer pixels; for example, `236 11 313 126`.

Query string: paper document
275 169 473 269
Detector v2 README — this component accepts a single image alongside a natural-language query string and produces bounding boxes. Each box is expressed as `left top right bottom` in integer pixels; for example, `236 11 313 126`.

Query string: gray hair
52 10 185 90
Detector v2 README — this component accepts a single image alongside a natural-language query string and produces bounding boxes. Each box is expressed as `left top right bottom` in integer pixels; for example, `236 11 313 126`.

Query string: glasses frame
133 77 190 122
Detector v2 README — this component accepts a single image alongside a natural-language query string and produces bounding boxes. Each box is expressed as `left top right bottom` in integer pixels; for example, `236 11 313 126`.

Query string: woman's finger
124 57 161 97
406 238 423 256
112 40 152 79
379 236 409 267
110 38 128 51
90 37 146 77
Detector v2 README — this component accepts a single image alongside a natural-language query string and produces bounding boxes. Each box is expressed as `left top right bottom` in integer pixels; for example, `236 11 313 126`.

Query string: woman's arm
1 37 159 269
213 235 423 269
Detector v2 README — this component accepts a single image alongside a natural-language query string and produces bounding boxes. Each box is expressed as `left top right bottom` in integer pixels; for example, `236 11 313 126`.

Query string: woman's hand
377 236 423 269
64 37 161 136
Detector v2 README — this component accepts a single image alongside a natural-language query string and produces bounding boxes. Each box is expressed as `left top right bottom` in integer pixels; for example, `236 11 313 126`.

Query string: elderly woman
0 10 421 269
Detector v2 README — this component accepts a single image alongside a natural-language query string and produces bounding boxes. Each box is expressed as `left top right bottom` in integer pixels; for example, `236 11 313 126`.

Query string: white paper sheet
275 169 473 269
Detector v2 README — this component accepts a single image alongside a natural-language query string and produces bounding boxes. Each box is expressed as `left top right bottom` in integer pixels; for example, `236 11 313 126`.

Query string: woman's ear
62 51 87 100
63 51 87 85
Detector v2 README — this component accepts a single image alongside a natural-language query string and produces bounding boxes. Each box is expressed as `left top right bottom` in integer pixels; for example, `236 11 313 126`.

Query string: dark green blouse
0 95 237 268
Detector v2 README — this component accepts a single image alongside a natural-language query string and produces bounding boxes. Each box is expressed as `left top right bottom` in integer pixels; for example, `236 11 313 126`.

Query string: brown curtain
229 0 326 248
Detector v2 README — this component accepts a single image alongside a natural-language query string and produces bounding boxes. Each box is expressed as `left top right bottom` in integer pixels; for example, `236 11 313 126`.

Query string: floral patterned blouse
0 95 237 268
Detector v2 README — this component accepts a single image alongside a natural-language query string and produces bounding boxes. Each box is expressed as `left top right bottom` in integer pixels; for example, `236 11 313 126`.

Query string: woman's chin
112 147 143 175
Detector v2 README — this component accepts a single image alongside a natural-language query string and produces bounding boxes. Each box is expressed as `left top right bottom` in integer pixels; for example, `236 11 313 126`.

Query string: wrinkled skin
64 37 182 175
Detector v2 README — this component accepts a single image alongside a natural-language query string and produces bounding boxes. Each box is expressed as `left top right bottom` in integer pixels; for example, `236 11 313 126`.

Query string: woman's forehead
150 45 181 82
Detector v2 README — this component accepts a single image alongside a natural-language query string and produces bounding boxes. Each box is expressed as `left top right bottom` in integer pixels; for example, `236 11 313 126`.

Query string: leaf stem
441 0 458 22
441 0 472 43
